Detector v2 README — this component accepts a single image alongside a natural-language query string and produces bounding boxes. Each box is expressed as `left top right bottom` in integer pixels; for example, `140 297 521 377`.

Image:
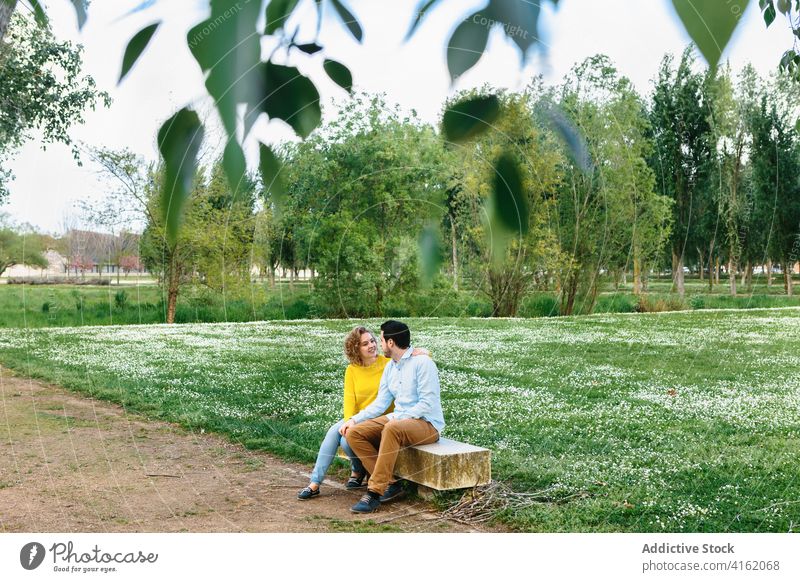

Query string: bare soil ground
0 368 497 533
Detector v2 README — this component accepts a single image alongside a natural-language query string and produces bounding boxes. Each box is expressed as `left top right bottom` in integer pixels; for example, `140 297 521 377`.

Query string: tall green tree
707 64 760 295
0 13 109 202
141 160 257 322
450 86 562 316
193 161 256 294
281 94 450 316
749 91 800 295
556 56 671 312
649 49 716 297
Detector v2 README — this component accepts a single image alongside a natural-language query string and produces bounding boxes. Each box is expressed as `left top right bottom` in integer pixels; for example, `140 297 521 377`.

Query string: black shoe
379 480 406 503
350 492 381 513
297 485 319 500
346 472 367 489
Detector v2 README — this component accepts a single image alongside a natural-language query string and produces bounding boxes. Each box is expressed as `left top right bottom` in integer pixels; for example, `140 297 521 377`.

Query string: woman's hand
339 419 356 436
411 347 430 357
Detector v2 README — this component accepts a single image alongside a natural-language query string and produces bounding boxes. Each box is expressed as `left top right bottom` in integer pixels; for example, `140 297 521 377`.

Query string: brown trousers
346 416 439 495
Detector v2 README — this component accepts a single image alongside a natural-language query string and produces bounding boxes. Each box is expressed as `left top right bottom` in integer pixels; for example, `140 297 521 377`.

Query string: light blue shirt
350 346 445 434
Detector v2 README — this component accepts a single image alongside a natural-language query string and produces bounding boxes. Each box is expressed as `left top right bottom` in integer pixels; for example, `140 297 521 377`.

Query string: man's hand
339 419 356 436
411 347 430 357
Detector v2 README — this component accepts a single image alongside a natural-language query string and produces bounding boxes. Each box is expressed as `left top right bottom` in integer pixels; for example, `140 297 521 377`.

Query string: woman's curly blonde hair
344 326 377 366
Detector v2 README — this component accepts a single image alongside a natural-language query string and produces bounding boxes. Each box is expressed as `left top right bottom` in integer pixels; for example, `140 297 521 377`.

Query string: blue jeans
309 419 364 485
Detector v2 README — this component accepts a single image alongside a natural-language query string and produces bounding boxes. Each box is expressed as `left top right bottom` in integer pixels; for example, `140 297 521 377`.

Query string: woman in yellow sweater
297 325 427 499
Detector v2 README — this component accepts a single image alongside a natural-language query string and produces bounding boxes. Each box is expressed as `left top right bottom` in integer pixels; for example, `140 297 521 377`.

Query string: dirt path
0 368 496 533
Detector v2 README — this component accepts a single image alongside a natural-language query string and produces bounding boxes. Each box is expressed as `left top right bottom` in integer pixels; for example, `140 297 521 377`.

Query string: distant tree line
93 51 800 320
259 52 800 316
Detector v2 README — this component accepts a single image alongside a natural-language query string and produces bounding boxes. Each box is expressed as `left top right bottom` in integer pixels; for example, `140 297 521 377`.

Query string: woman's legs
340 434 364 476
308 419 345 486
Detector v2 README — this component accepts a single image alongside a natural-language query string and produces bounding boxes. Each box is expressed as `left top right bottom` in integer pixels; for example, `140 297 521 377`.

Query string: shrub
519 294 560 317
114 290 128 310
283 298 311 319
689 294 705 309
464 299 493 317
594 294 637 314
635 295 687 313
71 290 84 312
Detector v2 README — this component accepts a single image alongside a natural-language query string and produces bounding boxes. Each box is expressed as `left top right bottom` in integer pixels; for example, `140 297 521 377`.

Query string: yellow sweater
343 355 395 420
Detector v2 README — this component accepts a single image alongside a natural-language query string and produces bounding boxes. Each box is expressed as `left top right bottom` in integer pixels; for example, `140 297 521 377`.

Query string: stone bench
339 437 491 492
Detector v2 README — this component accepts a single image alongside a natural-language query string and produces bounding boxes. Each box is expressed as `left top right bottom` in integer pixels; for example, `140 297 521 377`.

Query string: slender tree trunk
714 257 720 285
0 0 17 42
586 279 599 314
672 250 685 297
165 249 181 323
268 266 275 288
166 257 180 324
745 261 753 291
784 263 794 296
708 255 714 291
698 249 705 282
563 272 578 316
450 221 458 291
767 260 773 288
728 257 737 296
633 251 642 296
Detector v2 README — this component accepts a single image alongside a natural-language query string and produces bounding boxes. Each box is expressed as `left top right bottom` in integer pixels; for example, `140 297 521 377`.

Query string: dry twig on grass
441 480 588 524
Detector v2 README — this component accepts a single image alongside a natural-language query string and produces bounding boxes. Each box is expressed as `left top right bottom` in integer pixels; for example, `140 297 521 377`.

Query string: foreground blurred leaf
266 0 300 34
223 140 247 198
259 143 287 213
71 0 87 29
124 0 158 16
405 0 439 41
187 0 262 137
546 106 594 174
262 63 322 138
671 0 750 68
418 225 442 285
157 108 204 247
26 0 49 27
330 0 363 41
295 42 323 54
323 59 353 92
447 12 490 82
491 152 528 236
488 0 541 58
119 22 160 83
442 94 500 142
760 0 777 26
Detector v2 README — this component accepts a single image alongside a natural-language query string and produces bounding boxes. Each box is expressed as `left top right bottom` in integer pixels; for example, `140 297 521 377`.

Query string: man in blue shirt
341 320 444 513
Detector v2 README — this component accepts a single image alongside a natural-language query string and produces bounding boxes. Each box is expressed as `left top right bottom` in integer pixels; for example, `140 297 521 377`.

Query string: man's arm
340 364 394 435
393 356 440 421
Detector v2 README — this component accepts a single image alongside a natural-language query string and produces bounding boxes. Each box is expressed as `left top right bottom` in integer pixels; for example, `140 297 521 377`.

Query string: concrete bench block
339 437 491 491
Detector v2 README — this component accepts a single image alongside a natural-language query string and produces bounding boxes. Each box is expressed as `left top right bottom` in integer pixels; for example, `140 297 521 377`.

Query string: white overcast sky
4 0 796 233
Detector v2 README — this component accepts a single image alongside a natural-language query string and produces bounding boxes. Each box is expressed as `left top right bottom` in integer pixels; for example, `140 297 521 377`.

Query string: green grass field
0 282 314 327
0 309 797 532
1 274 799 328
